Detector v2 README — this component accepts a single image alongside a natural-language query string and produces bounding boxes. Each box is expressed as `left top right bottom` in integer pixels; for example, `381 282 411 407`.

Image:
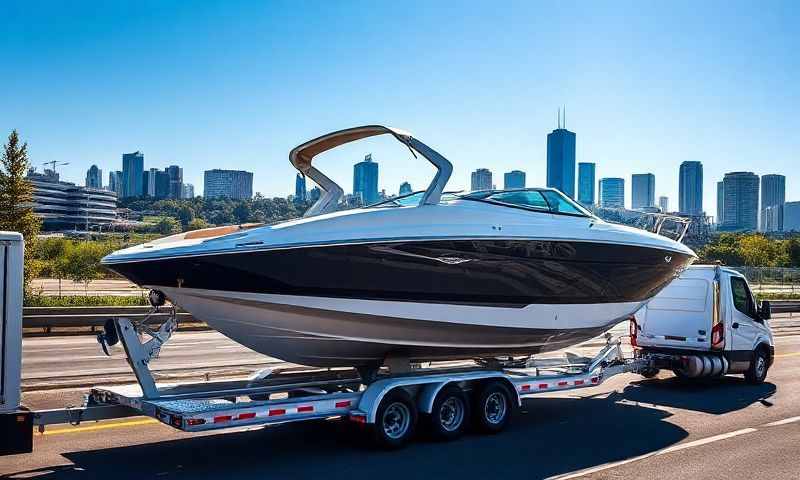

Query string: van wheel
745 347 769 384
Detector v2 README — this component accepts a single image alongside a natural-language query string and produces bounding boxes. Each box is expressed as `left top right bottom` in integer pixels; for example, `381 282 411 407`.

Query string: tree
788 238 800 268
186 217 210 231
155 217 181 235
0 130 41 292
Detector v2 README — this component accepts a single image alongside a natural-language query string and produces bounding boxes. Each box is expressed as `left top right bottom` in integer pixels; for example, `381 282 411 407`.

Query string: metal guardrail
22 306 201 332
769 301 800 314
21 302 800 332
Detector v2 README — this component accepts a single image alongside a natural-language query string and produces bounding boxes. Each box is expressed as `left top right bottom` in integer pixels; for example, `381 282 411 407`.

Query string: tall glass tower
760 174 785 231
722 171 759 231
295 173 307 202
122 151 144 198
599 178 625 208
678 161 703 215
577 162 595 207
353 154 379 205
546 114 576 198
631 173 655 209
503 170 526 189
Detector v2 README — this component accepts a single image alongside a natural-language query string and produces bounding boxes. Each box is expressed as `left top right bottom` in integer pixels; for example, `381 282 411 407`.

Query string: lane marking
549 427 758 479
42 418 159 436
774 351 800 358
763 416 800 427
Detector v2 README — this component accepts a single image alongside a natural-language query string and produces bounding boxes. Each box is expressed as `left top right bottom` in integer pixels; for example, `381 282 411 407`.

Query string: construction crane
42 160 69 173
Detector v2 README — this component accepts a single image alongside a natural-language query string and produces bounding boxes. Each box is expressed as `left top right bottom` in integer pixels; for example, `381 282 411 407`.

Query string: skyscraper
659 196 669 213
85 165 102 189
295 173 307 202
122 151 144 198
722 171 759 231
577 162 595 207
784 202 800 232
716 181 724 225
631 173 655 209
503 170 525 189
399 181 412 195
203 169 253 199
166 165 183 199
546 113 576 198
599 178 624 208
353 154 379 205
678 161 703 215
471 168 492 191
760 174 785 231
107 170 123 195
181 183 195 199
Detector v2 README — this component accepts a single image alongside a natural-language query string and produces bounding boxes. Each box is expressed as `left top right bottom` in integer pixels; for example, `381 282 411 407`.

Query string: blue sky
3 0 798 214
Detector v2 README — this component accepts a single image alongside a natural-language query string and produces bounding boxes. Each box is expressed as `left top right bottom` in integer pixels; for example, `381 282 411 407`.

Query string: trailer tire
371 389 417 449
744 346 769 385
426 385 470 441
473 381 513 434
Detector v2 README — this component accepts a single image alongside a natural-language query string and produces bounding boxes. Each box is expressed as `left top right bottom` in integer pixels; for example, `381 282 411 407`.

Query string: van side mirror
758 300 771 320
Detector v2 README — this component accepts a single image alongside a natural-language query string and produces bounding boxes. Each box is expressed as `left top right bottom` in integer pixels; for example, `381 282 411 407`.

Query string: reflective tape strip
268 409 286 416
213 415 232 423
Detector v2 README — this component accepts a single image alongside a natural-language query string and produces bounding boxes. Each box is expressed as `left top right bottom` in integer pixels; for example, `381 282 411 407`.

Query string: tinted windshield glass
540 190 588 215
368 191 459 208
483 191 550 211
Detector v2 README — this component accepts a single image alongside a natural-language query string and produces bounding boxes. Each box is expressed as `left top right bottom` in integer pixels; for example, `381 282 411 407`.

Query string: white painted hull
159 287 644 367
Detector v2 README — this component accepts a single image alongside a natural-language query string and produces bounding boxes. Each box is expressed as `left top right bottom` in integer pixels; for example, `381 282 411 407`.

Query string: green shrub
24 295 150 307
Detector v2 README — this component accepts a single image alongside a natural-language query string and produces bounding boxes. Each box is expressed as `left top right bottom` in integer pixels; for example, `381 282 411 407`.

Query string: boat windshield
459 188 595 218
368 191 461 208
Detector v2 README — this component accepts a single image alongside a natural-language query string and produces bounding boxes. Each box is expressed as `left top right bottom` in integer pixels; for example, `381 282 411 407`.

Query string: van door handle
732 322 739 329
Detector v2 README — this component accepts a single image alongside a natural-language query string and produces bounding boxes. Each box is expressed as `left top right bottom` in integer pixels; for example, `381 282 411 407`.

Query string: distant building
546 117 576 198
763 204 783 233
108 170 123 195
577 162 595 207
599 177 625 208
26 168 117 231
471 168 492 191
181 183 195 199
203 169 253 200
503 170 526 189
85 165 102 189
784 202 800 232
122 151 144 198
678 161 703 215
658 196 669 213
309 186 321 202
166 165 183 199
399 181 413 195
353 154 379 205
716 181 725 225
721 171 759 231
143 168 169 199
760 174 785 231
295 174 307 202
631 173 655 209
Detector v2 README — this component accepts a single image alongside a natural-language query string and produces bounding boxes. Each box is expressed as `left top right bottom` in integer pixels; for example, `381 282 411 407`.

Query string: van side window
730 277 755 318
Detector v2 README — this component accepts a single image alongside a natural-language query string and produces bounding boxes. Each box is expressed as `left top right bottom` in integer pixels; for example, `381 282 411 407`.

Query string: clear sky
3 0 798 215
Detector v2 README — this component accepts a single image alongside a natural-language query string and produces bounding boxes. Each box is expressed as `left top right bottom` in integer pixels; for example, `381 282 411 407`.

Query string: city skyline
4 2 798 214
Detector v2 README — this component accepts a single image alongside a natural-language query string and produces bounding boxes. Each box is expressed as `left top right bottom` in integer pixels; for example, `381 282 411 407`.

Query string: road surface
2 320 800 479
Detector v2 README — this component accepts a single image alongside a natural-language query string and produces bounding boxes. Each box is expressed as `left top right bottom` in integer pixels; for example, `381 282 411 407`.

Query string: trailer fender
417 382 448 415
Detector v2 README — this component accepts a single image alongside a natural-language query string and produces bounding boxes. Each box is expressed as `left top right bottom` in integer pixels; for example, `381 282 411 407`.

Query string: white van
633 265 774 384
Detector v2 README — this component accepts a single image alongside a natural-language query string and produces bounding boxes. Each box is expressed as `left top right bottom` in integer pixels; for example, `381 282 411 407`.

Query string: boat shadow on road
9 394 699 480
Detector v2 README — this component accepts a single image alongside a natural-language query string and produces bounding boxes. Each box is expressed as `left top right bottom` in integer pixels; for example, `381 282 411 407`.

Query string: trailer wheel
427 385 470 440
473 381 513 434
744 347 769 385
371 389 417 449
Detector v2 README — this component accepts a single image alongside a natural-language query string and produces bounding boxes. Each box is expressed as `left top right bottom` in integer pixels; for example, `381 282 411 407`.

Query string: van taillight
629 317 638 347
711 322 724 349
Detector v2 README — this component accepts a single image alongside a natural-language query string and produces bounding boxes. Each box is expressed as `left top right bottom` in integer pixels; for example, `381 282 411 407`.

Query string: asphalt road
3 321 800 479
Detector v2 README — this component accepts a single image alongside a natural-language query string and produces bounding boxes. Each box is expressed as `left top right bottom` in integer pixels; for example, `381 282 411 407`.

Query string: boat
101 125 697 368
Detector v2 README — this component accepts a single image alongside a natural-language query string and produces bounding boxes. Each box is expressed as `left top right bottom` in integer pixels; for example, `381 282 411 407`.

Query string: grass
755 292 800 300
24 295 150 307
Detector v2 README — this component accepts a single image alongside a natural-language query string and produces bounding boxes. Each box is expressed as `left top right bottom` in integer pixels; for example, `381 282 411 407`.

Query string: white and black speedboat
102 125 696 368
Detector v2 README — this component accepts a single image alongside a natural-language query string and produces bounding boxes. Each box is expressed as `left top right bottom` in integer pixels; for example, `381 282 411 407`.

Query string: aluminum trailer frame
3 302 652 453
